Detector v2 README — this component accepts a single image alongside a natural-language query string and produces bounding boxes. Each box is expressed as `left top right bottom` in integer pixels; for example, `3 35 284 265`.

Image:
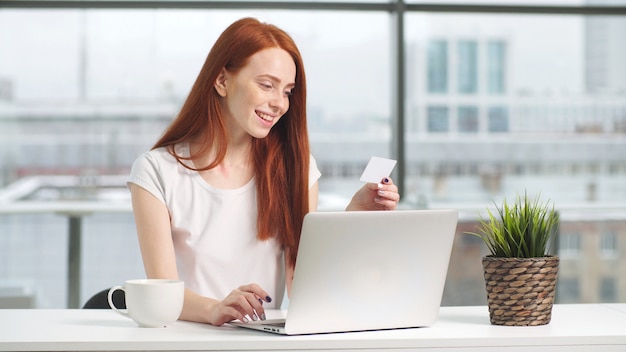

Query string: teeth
257 111 273 122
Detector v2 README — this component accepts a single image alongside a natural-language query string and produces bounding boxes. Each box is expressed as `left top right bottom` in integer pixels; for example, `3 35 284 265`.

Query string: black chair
82 288 126 309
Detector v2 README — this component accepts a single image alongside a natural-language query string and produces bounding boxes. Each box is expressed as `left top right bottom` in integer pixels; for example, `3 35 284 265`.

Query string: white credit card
359 156 397 183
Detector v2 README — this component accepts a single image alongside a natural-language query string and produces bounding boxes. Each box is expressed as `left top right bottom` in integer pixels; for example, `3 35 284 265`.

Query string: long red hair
153 18 310 267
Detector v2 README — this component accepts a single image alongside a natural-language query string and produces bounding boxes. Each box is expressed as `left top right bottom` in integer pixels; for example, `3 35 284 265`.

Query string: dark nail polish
266 296 272 303
383 177 390 183
258 298 263 304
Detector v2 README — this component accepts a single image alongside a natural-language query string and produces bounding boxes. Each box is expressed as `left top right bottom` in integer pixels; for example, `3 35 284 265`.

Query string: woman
128 17 399 326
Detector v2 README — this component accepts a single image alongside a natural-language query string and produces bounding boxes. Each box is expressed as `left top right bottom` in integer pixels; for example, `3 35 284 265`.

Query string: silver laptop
230 209 458 335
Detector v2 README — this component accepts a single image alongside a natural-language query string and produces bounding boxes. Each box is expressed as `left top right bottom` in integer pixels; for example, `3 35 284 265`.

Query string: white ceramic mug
108 279 184 328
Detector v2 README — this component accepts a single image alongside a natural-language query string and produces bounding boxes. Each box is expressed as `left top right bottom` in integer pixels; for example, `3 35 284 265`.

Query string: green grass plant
468 192 560 258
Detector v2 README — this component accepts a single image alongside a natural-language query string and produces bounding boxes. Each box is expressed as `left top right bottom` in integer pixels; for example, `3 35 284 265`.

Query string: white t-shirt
127 143 321 308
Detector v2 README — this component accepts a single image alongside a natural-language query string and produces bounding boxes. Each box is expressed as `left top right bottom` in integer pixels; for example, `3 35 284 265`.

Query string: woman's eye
284 90 293 97
260 82 273 90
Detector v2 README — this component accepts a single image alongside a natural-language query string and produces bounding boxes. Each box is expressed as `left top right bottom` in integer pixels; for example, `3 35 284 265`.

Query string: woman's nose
269 91 288 112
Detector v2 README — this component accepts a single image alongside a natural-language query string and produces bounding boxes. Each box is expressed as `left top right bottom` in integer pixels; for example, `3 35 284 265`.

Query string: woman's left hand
346 177 400 211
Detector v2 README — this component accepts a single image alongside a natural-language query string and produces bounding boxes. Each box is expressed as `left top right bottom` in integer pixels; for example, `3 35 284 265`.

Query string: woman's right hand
206 283 272 326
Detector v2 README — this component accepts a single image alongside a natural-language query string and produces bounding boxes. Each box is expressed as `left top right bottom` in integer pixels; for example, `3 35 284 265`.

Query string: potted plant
468 192 560 326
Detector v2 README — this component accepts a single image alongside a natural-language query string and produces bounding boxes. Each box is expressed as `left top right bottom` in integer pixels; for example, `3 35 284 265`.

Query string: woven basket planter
482 255 559 326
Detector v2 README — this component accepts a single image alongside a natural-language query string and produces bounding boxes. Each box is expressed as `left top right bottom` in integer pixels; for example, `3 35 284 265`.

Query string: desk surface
1 304 625 352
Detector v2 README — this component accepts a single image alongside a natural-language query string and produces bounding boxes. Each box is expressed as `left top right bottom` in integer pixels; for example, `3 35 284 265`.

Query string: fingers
225 284 271 324
375 177 400 210
239 283 272 305
346 177 400 211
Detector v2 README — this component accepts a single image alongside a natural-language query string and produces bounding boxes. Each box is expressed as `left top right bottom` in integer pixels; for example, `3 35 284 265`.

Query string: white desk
1 304 625 351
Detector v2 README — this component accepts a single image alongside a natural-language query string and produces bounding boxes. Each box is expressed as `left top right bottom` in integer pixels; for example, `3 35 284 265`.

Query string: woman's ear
214 68 228 97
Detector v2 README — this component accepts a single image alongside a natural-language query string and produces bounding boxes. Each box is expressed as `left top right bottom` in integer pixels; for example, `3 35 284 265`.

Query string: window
458 40 478 94
458 106 479 132
599 231 618 258
2 1 625 309
427 106 449 132
585 16 626 94
487 40 506 94
0 7 392 308
427 40 448 93
488 106 509 132
559 232 582 258
600 277 617 302
558 278 581 303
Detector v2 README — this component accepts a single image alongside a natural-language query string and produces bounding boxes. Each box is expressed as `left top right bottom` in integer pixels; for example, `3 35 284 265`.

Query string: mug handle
108 286 129 318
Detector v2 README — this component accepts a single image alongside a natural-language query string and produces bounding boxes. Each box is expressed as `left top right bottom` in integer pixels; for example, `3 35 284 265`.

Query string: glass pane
487 40 506 94
558 278 581 303
405 12 626 203
599 230 618 257
2 3 625 309
458 105 479 132
0 9 390 202
406 12 626 306
457 40 478 94
487 105 509 131
0 9 390 307
427 105 449 132
600 277 617 302
427 40 448 93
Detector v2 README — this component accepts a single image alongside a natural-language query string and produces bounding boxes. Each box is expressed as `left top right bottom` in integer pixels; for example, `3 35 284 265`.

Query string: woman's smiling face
216 47 296 140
